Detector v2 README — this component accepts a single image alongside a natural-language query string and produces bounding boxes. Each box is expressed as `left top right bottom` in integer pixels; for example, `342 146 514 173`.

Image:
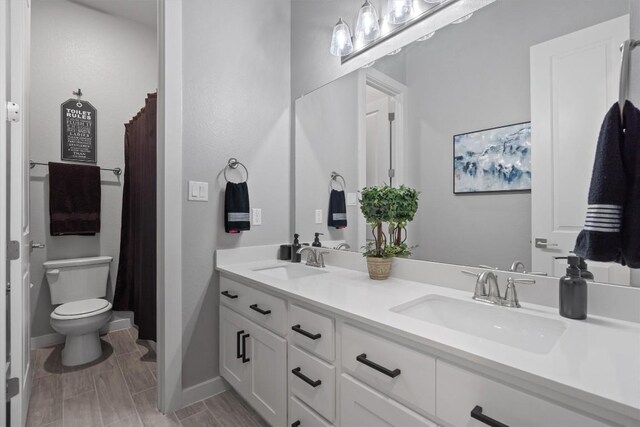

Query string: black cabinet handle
291 324 321 340
291 367 322 388
356 353 401 378
249 304 271 315
291 422 300 427
470 405 509 427
236 330 244 359
241 333 251 363
221 290 238 299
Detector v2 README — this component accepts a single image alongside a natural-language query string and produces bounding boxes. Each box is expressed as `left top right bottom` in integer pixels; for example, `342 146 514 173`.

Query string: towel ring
329 171 346 192
224 158 249 183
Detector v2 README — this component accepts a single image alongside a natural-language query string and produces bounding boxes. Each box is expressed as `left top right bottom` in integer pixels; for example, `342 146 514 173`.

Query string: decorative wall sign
61 97 97 163
453 121 531 194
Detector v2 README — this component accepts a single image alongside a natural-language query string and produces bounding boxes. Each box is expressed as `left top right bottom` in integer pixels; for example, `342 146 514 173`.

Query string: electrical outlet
347 192 358 206
253 208 262 226
315 209 323 224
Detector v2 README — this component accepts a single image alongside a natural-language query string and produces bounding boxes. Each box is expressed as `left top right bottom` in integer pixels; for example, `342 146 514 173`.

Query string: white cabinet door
245 314 288 427
341 374 438 427
530 15 631 284
220 306 251 394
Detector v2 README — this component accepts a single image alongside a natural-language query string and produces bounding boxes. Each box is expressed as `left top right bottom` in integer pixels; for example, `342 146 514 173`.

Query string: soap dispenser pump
577 257 595 280
312 232 323 247
556 256 587 320
292 233 302 263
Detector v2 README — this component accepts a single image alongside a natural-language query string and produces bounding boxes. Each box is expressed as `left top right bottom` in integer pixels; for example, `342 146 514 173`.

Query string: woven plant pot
366 257 393 280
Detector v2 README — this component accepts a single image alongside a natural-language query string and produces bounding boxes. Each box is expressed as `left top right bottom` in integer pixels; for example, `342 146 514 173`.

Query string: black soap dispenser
557 256 588 320
312 232 323 247
577 257 595 280
292 233 302 263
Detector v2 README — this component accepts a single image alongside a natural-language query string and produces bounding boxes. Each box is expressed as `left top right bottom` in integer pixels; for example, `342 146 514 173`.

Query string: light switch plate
252 208 262 226
188 181 208 202
315 209 323 224
347 192 358 206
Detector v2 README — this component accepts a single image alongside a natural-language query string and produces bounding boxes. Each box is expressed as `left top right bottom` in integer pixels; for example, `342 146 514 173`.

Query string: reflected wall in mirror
294 0 639 286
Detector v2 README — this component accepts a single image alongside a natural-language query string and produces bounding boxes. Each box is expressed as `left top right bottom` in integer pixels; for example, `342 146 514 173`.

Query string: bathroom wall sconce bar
29 160 123 176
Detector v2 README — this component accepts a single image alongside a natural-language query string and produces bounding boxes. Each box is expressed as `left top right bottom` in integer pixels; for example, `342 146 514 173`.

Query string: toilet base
61 331 102 366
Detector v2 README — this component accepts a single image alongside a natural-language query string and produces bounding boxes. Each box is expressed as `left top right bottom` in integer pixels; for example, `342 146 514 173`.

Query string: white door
1 0 10 423
8 0 32 425
530 15 631 284
366 89 391 187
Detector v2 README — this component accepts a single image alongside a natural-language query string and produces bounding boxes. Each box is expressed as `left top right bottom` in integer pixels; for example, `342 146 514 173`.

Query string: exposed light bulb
330 18 354 57
416 31 435 41
355 0 381 43
386 0 414 25
452 12 473 24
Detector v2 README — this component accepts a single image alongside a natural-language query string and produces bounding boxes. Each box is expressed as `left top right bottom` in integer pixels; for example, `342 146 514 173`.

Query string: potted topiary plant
359 185 419 280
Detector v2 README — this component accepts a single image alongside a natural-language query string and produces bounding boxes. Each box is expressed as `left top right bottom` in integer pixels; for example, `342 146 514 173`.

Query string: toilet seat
51 298 112 320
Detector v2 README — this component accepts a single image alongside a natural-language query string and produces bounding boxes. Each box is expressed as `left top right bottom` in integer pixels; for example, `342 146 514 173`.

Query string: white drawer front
341 375 438 427
289 304 335 362
220 276 287 336
289 345 335 422
341 324 436 417
289 396 332 427
437 361 609 427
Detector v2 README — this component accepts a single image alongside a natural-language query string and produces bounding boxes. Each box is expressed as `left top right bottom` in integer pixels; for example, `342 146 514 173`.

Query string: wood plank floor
27 328 267 427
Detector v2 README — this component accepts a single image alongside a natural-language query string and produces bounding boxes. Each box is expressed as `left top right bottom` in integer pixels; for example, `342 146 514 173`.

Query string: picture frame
453 121 531 194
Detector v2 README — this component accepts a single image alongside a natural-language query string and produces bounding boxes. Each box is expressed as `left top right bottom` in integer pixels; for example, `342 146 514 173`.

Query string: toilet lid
54 298 110 317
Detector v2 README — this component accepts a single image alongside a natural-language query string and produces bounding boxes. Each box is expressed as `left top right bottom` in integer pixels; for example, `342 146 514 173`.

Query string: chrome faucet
335 243 351 250
462 270 535 308
296 247 330 268
510 260 526 272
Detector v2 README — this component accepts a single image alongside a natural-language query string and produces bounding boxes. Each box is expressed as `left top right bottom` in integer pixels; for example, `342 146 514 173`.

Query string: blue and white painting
453 122 531 194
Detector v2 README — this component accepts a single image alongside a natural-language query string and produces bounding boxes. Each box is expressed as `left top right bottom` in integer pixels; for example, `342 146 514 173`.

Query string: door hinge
6 377 19 400
8 240 20 260
6 102 21 123
388 168 395 178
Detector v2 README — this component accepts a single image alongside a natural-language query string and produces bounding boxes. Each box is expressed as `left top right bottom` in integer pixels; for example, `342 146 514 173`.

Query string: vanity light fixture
451 12 473 24
386 0 414 25
330 18 354 57
355 0 381 43
416 31 436 41
387 48 402 55
362 60 377 68
423 0 444 3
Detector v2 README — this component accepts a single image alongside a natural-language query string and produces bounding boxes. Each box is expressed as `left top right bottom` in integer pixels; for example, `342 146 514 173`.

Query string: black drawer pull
249 304 271 315
291 367 322 388
221 290 238 299
356 353 401 378
291 422 300 427
291 324 321 340
241 333 251 363
236 330 244 359
470 405 509 427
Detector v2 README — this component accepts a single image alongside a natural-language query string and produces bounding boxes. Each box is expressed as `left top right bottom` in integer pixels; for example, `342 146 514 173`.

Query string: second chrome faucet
462 270 535 308
297 247 330 268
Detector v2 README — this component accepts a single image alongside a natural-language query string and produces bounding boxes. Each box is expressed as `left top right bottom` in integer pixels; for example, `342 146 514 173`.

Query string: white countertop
217 259 640 422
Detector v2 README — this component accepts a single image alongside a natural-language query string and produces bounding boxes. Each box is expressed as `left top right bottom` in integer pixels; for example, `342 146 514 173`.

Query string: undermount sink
390 295 567 354
253 264 328 281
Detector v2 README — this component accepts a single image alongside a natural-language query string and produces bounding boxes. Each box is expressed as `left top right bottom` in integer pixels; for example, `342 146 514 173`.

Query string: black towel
574 101 640 267
328 190 347 229
48 162 101 236
224 182 250 233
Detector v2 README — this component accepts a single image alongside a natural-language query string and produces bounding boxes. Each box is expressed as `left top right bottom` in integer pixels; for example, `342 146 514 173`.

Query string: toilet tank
43 256 113 305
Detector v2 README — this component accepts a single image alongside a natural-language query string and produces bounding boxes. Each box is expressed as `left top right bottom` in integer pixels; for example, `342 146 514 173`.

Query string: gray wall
29 0 157 339
181 0 291 389
405 0 629 268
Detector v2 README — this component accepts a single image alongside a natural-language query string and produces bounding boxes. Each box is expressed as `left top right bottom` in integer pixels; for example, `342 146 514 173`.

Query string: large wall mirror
294 0 638 286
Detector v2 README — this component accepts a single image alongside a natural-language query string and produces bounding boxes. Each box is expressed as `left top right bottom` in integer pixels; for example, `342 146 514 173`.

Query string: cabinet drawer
289 345 335 422
220 276 287 336
289 304 335 362
341 324 436 417
289 396 332 427
341 374 438 427
436 361 609 427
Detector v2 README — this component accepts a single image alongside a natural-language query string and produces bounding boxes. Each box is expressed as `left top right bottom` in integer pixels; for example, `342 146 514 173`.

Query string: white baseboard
179 376 228 409
31 316 132 349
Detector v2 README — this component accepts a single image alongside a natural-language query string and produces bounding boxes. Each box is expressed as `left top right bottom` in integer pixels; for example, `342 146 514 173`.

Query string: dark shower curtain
114 93 157 341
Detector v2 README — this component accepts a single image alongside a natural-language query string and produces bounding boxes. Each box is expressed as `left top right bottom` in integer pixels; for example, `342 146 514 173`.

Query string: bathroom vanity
216 246 640 427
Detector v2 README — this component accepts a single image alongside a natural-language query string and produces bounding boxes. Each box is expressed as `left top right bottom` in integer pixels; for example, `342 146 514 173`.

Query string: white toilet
44 256 113 366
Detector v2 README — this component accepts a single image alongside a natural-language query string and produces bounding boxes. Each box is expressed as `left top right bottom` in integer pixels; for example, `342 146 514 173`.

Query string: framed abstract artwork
453 121 531 194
